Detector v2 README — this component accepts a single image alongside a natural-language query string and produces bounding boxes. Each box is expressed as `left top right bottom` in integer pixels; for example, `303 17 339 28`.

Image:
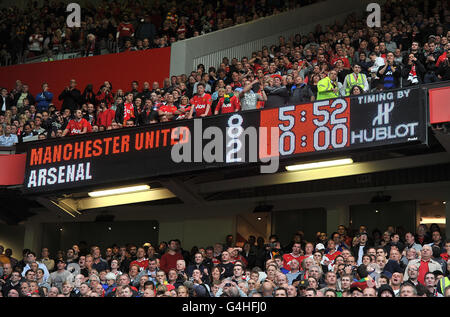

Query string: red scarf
123 102 135 125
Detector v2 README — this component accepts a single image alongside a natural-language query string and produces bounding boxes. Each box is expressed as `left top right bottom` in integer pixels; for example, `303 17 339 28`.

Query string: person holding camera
58 79 82 112
436 43 450 81
96 85 114 108
402 53 426 86
239 78 267 111
377 52 402 90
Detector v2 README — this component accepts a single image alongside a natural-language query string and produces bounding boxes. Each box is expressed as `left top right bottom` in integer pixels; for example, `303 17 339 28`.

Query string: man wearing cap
350 286 363 297
378 284 395 297
47 259 74 292
342 63 369 96
316 70 340 100
104 272 117 296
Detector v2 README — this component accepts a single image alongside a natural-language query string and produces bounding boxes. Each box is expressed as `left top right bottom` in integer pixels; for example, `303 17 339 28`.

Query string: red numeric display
259 98 351 158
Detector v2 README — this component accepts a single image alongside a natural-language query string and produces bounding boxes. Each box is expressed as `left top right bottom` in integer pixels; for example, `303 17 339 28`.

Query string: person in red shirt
160 240 184 274
116 15 135 45
158 94 180 122
282 243 303 271
115 92 137 126
129 247 149 272
298 242 315 266
228 247 248 267
96 85 114 108
96 101 115 128
440 240 450 262
187 83 212 118
214 90 241 114
62 109 91 136
324 239 342 263
176 95 191 120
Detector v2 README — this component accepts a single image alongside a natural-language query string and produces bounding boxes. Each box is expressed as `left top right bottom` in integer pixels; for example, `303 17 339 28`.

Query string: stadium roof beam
197 153 450 194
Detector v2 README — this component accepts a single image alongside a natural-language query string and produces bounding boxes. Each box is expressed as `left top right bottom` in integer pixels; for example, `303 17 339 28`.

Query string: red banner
0 47 171 109
429 86 450 124
0 153 26 185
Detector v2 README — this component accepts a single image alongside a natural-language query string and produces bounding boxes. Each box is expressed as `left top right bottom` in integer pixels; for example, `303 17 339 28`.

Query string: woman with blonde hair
177 285 189 297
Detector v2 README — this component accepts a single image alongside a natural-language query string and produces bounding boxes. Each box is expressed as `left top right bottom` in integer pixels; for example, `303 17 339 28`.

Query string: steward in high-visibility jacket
317 70 340 100
342 63 370 96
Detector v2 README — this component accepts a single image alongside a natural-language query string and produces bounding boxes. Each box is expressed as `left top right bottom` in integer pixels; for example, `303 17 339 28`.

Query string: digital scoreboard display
22 87 427 194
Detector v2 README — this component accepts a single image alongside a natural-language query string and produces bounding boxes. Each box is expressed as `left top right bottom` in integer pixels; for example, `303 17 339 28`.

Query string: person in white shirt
21 251 50 282
0 124 18 146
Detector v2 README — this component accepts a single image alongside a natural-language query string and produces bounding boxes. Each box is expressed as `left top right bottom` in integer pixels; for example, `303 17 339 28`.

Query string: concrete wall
170 0 374 76
0 224 25 259
159 217 235 250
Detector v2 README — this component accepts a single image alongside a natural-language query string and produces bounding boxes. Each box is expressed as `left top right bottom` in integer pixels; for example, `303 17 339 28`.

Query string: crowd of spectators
0 0 320 64
0 223 449 298
0 0 449 145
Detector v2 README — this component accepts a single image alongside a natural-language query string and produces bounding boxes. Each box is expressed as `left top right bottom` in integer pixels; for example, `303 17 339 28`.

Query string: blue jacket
35 91 54 111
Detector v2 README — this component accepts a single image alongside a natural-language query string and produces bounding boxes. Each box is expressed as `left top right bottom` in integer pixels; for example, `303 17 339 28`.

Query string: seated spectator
0 124 18 146
62 109 91 137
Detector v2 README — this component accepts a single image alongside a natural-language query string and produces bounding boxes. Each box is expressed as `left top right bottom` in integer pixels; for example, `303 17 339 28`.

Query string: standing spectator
0 88 13 115
130 248 149 272
35 83 53 112
84 34 100 57
214 89 241 114
82 84 96 105
160 240 184 274
402 53 426 86
40 248 55 272
264 75 288 108
115 92 137 126
62 109 91 136
28 27 44 55
423 41 441 83
377 52 402 89
316 70 340 100
187 83 212 118
138 98 158 124
288 76 314 104
21 252 49 281
116 15 135 48
59 79 82 112
158 94 180 122
14 84 35 110
47 260 74 292
135 15 157 42
83 103 97 128
404 245 442 285
341 63 369 96
239 79 267 111
97 101 115 128
96 85 114 108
